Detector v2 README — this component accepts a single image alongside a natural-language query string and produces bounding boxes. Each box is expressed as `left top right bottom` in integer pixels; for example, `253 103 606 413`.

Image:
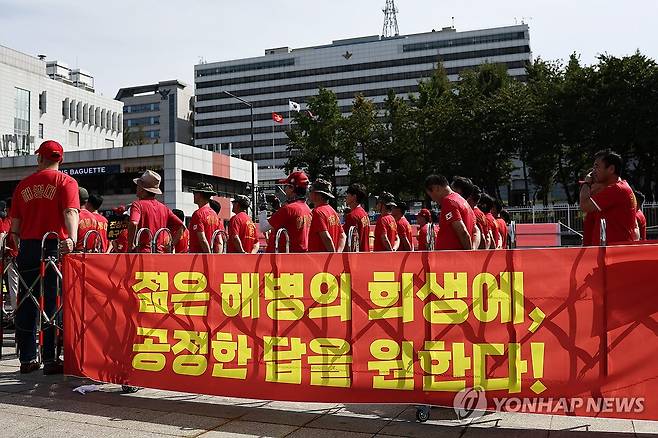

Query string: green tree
286 88 343 191
371 90 421 198
123 125 147 146
449 63 519 197
338 94 382 189
588 52 658 199
522 58 563 204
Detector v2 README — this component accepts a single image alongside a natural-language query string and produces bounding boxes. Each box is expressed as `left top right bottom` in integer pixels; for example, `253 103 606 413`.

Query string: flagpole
272 121 275 168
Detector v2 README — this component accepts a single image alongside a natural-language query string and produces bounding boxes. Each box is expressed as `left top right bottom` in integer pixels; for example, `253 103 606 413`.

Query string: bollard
134 228 154 253
599 218 607 247
82 230 103 253
346 226 360 252
153 228 173 254
274 228 290 253
211 230 228 253
509 221 517 249
427 222 435 251
0 237 5 359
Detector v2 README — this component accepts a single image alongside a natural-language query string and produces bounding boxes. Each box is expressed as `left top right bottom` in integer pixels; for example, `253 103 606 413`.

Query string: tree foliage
285 51 658 204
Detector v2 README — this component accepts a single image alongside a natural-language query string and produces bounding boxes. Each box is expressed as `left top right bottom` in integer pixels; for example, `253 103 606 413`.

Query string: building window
168 94 176 142
14 88 30 136
126 116 160 127
105 139 114 148
39 91 47 114
68 130 79 147
195 58 295 77
124 103 160 113
143 129 160 139
38 123 44 138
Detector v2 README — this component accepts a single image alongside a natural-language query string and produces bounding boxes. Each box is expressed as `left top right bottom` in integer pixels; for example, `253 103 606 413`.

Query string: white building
0 142 257 220
0 45 123 157
194 24 532 187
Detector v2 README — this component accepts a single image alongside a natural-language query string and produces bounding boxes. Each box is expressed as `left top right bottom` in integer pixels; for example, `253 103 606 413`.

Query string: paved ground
0 332 656 437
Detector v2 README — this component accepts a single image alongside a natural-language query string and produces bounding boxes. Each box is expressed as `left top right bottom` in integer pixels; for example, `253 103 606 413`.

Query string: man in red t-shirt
10 140 80 375
452 177 484 250
189 183 222 253
259 171 312 253
76 188 99 252
172 209 189 253
582 182 605 246
635 191 647 241
496 208 510 249
86 194 109 252
228 195 259 253
479 194 502 249
392 202 414 251
373 192 398 252
128 170 183 253
308 179 345 252
343 183 371 252
425 174 475 251
112 211 131 253
580 151 638 245
417 208 438 251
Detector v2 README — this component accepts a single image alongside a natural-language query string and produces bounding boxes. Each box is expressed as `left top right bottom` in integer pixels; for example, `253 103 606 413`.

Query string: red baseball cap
418 208 432 221
35 140 64 162
277 171 309 188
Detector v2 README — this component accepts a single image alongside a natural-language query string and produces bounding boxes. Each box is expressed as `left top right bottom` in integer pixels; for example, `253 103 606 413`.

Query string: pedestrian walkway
0 331 653 437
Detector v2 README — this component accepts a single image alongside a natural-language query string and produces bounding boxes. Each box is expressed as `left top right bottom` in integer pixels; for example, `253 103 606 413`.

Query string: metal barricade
38 232 64 362
9 231 63 362
427 223 435 251
82 230 103 253
0 238 8 358
0 233 20 358
346 226 360 252
1 231 65 362
134 228 153 253
211 230 228 254
153 228 173 254
509 221 517 249
274 228 290 253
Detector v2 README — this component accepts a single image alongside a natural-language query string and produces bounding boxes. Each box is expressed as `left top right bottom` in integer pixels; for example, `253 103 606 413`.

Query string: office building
116 80 194 145
194 24 532 187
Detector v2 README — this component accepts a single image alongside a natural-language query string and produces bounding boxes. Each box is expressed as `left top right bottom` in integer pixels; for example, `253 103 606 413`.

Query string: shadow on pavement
0 365 639 437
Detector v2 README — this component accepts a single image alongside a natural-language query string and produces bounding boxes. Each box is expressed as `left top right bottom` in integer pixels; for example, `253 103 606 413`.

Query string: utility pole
382 0 400 38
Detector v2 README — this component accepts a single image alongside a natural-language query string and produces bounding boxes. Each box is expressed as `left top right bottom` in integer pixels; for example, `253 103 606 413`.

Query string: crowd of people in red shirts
255 171 512 254
0 141 649 376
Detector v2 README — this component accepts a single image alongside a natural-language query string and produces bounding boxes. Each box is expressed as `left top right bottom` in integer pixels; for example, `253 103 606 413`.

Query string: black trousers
15 239 59 364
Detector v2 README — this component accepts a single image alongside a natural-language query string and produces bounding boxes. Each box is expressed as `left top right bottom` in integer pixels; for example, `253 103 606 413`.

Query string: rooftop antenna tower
382 0 399 38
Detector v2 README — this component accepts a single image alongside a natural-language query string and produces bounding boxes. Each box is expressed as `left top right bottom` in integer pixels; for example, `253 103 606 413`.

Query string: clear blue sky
1 0 656 96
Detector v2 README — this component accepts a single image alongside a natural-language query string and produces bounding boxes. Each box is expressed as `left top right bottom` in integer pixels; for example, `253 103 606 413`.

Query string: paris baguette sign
61 164 121 176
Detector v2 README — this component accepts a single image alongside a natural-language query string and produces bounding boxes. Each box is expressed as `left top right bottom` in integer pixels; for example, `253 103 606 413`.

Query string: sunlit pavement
0 331 654 437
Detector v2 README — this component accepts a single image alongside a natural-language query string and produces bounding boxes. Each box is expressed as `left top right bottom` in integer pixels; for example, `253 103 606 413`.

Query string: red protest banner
62 245 658 420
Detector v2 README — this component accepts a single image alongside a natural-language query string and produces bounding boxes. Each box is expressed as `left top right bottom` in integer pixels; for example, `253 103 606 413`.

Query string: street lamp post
222 90 256 221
